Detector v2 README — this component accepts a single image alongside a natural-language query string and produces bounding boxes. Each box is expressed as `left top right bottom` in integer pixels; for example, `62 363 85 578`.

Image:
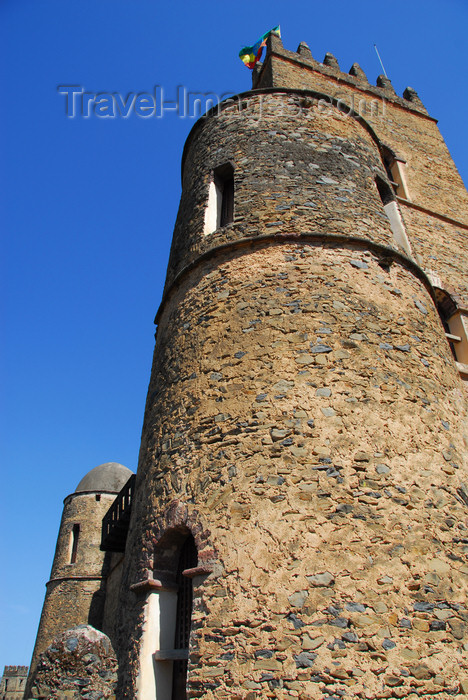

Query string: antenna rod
374 43 388 78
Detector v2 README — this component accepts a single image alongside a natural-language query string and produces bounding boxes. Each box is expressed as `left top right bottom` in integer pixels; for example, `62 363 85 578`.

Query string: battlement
252 33 428 116
2 667 28 678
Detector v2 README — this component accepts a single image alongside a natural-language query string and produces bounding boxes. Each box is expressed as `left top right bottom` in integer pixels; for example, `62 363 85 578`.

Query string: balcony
101 474 136 552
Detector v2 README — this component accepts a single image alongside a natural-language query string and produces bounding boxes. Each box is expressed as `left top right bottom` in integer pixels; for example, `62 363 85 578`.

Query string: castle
25 34 468 699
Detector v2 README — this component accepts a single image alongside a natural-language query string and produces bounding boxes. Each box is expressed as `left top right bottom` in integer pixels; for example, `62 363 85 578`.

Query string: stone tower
0 666 28 700
25 462 132 696
114 35 468 698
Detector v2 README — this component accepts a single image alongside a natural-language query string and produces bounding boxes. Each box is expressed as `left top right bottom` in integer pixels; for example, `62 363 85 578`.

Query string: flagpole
374 44 388 78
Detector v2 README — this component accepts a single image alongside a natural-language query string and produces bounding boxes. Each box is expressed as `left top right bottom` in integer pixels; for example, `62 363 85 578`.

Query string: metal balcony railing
101 474 136 552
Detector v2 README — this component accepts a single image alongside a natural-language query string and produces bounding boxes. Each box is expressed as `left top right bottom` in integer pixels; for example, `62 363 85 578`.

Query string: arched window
136 529 199 700
203 163 234 234
171 535 197 700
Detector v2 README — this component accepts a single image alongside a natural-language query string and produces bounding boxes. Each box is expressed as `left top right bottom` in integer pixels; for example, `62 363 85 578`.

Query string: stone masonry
28 625 117 699
252 34 468 306
114 36 468 699
0 667 28 700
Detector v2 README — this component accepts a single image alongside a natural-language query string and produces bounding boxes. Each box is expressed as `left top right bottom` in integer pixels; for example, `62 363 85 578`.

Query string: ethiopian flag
239 25 281 69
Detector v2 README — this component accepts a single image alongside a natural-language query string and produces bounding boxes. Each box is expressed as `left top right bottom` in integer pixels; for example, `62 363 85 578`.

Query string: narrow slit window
382 147 411 200
219 170 234 227
390 160 411 200
203 163 234 235
70 524 80 564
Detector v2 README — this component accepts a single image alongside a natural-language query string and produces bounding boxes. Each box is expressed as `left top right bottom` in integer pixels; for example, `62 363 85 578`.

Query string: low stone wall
26 625 117 699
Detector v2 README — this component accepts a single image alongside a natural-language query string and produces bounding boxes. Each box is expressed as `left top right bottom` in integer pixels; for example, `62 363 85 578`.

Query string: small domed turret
75 462 132 494
25 461 133 696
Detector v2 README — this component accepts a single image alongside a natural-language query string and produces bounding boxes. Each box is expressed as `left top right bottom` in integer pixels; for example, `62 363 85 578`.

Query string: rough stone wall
49 492 115 581
101 553 125 644
165 94 400 293
27 625 117 699
115 48 468 699
253 34 468 305
0 667 28 700
26 492 115 696
398 206 468 306
254 34 468 221
118 241 468 698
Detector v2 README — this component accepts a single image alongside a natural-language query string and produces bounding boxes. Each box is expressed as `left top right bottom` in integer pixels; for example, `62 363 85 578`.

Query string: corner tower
117 36 468 699
25 462 132 696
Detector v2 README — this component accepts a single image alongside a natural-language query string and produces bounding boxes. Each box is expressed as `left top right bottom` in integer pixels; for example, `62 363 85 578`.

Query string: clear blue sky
1 0 467 671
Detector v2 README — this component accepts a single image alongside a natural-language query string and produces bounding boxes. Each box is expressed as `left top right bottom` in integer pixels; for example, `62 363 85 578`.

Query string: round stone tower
117 38 468 699
26 462 132 694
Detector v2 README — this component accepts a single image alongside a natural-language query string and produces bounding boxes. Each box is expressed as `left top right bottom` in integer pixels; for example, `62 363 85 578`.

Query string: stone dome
75 462 133 494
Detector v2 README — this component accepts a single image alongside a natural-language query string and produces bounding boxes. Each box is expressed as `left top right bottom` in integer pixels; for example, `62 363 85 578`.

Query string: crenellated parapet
2 666 28 676
349 61 369 83
252 33 428 115
0 666 28 700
